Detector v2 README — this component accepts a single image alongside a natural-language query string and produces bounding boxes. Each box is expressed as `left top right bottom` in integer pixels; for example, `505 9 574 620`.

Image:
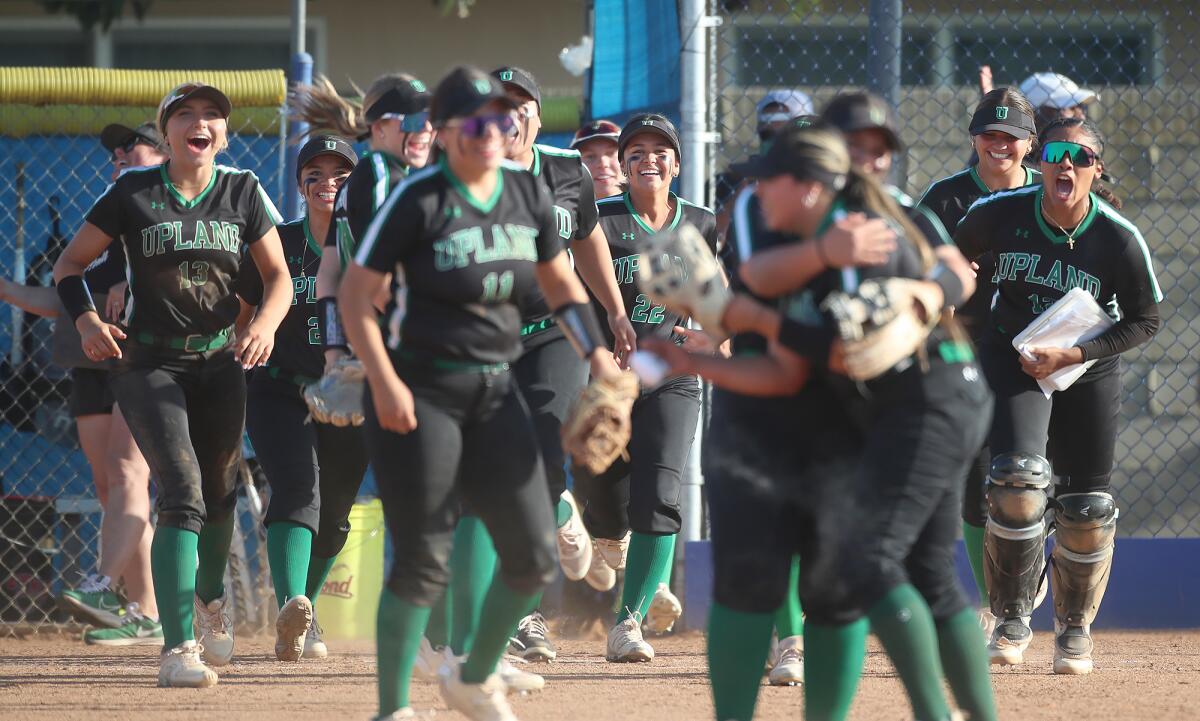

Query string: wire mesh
705 1 1200 538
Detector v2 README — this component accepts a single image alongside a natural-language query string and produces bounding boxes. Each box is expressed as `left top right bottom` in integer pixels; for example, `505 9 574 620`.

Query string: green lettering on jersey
434 227 482 270
143 221 179 256
554 205 573 239
292 275 317 306
477 224 514 264
1023 253 1046 285
503 224 538 261
994 252 1102 299
192 220 211 249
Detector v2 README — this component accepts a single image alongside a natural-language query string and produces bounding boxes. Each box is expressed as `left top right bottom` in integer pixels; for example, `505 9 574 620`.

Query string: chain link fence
703 1 1199 538
0 68 285 633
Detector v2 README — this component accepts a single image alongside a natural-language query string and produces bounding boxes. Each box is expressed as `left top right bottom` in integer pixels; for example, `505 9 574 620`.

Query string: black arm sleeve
1077 232 1163 360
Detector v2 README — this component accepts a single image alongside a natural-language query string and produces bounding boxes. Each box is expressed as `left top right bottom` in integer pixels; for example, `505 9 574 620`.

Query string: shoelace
521 614 548 639
559 525 586 551
123 602 147 623
77 573 111 594
778 646 802 664
197 600 232 633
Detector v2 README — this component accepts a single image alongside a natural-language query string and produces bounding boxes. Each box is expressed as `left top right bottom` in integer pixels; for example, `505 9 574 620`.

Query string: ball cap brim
100 121 166 153
157 82 232 132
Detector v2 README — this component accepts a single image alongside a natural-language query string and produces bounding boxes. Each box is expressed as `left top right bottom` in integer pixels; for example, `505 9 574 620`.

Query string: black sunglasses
110 135 154 160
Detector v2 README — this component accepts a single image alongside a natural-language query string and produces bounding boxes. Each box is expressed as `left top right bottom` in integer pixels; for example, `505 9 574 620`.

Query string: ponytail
288 75 370 142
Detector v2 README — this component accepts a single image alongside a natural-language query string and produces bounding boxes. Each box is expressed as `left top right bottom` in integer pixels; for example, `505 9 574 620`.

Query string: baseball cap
617 114 681 162
1019 73 1098 110
969 98 1036 139
363 75 431 124
570 119 621 149
730 125 847 190
157 82 232 133
821 92 902 151
100 122 166 154
756 89 815 128
430 66 516 125
492 66 541 109
296 135 358 181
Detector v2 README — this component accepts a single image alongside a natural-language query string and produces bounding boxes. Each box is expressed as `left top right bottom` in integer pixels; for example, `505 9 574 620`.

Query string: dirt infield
2 630 1197 720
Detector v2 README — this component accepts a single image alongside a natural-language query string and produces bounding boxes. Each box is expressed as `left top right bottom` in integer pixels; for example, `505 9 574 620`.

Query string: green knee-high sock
616 532 675 623
962 522 988 603
449 516 498 656
425 590 451 648
708 602 776 721
376 589 432 716
868 584 951 721
460 579 539 684
305 555 337 602
937 607 998 721
194 513 235 603
803 619 868 721
775 555 805 638
267 522 313 608
151 526 199 648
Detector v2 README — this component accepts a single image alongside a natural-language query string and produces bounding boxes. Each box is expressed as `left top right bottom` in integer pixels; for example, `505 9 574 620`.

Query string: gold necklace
1041 196 1085 250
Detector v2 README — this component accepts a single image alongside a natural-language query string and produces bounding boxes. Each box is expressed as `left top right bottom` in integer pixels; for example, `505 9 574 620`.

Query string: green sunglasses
1041 141 1100 167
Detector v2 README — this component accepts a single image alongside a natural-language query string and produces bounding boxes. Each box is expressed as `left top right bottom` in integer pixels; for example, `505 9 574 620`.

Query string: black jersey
596 191 717 344
84 163 281 336
356 159 562 365
237 218 323 379
955 186 1162 361
776 198 925 365
917 166 1040 332
327 150 409 267
517 144 600 347
726 185 793 356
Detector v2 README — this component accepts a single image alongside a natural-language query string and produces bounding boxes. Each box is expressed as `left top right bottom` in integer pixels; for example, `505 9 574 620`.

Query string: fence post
285 0 311 221
867 0 904 183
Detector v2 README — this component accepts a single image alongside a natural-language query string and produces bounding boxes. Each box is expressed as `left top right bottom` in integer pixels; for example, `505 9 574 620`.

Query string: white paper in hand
1012 287 1114 397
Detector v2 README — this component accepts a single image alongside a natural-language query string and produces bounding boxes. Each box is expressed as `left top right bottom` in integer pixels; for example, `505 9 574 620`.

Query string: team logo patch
500 70 514 82
473 79 491 95
410 79 427 92
641 120 655 126
995 106 1009 120
869 107 886 124
324 140 337 150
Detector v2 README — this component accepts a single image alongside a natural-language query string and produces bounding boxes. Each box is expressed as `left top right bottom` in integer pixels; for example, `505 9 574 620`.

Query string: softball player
5 124 166 645
53 82 292 688
578 114 711 663
917 88 1042 624
571 119 624 201
446 67 634 666
238 135 365 662
338 66 622 721
954 117 1161 674
648 126 995 721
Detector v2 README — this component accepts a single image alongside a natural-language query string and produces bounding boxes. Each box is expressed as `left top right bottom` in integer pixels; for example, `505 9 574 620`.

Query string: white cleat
1053 623 1095 675
556 490 592 581
194 593 235 667
302 613 328 659
584 539 617 592
644 583 682 634
275 595 313 662
414 636 445 682
606 614 654 662
987 616 1033 666
440 666 518 721
158 640 218 688
768 635 804 686
373 707 433 720
594 531 630 571
496 657 545 693
977 607 997 640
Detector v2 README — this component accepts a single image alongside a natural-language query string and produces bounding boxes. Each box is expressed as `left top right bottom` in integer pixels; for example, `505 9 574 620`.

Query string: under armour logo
445 206 462 219
995 106 1009 120
1015 228 1029 238
150 201 165 210
500 70 514 81
288 256 303 265
622 232 635 241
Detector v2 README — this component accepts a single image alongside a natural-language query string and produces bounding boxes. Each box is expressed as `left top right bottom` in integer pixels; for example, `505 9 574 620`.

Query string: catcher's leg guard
983 453 1050 665
1050 492 1117 675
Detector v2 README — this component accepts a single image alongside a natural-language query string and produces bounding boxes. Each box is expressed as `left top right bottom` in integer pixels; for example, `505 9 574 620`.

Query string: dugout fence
0 67 285 634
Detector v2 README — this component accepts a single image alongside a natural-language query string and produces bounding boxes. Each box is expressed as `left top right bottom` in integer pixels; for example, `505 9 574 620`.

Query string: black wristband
57 275 97 323
554 302 606 359
317 297 349 351
927 262 965 307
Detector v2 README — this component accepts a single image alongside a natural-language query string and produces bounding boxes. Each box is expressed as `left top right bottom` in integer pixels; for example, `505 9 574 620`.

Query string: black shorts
69 367 114 418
